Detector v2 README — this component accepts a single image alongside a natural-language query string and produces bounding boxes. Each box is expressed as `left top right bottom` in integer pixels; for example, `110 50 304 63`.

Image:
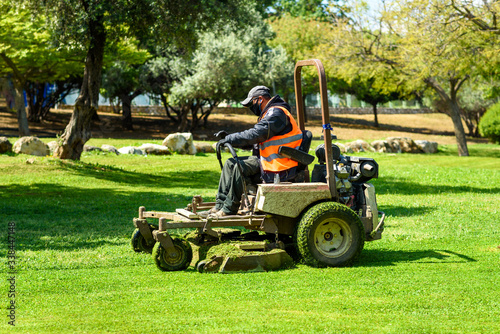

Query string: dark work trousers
216 156 260 214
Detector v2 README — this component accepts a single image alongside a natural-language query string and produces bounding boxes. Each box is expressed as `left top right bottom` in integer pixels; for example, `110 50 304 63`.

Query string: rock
163 133 197 155
415 140 438 154
13 137 49 156
118 146 146 155
83 145 102 152
194 142 215 153
385 138 402 153
334 142 346 153
344 139 374 153
137 143 171 155
47 141 59 154
0 137 12 153
387 137 422 153
371 140 391 153
101 145 120 155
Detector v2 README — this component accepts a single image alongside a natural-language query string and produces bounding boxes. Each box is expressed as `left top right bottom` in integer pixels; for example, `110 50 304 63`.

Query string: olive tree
22 0 257 159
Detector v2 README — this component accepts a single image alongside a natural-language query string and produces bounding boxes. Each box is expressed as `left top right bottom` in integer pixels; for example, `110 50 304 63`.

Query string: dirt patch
0 101 487 145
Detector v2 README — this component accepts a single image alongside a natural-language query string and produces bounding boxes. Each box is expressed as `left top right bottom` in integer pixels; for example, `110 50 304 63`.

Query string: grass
1 139 499 333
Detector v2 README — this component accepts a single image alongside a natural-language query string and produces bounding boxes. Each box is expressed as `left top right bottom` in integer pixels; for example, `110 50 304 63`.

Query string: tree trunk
55 18 106 160
121 94 133 130
447 99 469 156
178 105 190 132
425 77 469 156
372 103 379 127
14 84 30 136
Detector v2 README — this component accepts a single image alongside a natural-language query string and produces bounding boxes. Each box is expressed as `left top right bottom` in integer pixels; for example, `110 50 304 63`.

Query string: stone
385 138 402 153
194 142 215 153
137 143 171 155
415 140 438 154
344 139 374 153
83 145 102 152
0 137 12 153
387 137 422 153
118 146 146 155
333 142 346 153
101 145 120 155
163 133 197 155
13 137 49 156
47 141 59 154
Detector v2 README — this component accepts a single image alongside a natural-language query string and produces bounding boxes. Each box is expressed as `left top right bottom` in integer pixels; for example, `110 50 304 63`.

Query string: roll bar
294 59 338 201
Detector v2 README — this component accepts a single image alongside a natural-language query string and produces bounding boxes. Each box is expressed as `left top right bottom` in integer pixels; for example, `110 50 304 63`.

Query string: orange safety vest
259 106 303 172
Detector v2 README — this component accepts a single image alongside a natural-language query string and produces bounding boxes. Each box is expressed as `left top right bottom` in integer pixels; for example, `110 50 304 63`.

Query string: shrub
479 102 500 144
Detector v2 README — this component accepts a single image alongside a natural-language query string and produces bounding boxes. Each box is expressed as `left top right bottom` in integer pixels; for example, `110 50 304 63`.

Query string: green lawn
1 140 499 333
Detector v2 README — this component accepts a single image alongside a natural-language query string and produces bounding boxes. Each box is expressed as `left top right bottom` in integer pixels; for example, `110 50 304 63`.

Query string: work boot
210 209 232 218
197 207 218 218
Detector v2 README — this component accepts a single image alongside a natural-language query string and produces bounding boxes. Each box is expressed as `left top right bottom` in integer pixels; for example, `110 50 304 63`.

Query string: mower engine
311 144 382 240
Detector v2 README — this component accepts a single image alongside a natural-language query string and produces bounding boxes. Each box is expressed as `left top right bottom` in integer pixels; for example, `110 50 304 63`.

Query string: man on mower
203 85 303 218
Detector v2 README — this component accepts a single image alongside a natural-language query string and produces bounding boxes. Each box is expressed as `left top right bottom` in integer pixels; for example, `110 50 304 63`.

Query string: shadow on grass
0 182 216 252
46 159 221 189
381 205 434 217
358 249 477 267
328 116 456 138
376 178 500 195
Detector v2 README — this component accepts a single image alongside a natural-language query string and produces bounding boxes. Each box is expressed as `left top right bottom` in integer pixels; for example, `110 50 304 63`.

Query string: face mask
249 98 261 116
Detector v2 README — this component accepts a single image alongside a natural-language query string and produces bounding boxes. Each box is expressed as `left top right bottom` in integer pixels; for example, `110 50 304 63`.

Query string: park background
1 0 500 333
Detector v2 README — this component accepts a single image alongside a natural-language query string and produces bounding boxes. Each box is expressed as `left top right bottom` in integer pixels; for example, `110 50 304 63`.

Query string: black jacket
224 95 295 148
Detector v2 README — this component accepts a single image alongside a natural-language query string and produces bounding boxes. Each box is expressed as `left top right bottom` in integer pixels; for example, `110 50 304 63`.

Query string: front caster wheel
131 228 155 253
152 238 193 271
297 202 365 267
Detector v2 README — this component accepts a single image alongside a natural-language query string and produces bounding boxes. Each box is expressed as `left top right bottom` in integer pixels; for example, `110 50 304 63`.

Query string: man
205 85 303 217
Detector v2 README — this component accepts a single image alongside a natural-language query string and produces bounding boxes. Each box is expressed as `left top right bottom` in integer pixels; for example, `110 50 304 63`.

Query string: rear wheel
152 238 193 271
297 202 364 267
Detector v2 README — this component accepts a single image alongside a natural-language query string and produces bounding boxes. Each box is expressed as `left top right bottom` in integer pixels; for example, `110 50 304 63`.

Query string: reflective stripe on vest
259 106 303 172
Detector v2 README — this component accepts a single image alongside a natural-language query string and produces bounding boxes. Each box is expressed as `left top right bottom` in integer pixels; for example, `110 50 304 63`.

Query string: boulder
83 145 102 152
387 137 422 153
385 138 402 153
13 137 49 156
194 142 215 153
0 137 12 153
344 140 374 153
118 146 146 155
137 143 171 155
371 140 392 153
101 145 120 155
333 142 346 153
415 140 438 154
163 133 197 155
47 141 59 155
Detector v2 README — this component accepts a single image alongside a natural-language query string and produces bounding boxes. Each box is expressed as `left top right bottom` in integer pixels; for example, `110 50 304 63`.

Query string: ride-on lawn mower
131 59 385 273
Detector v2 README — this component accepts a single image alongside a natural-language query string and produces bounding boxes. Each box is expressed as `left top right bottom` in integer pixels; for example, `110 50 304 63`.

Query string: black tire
152 237 193 271
297 202 365 267
131 228 155 253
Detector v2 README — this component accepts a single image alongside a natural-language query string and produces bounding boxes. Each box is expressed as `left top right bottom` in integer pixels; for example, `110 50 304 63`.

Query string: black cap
241 86 271 107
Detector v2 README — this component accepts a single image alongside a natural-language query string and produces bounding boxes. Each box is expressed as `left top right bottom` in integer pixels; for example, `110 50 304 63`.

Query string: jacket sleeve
224 107 290 147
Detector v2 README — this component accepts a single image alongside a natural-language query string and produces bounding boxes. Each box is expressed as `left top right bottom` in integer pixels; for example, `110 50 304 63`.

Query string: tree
24 0 257 160
145 18 293 132
324 0 500 156
0 3 83 135
269 14 332 118
100 40 150 130
269 0 332 20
